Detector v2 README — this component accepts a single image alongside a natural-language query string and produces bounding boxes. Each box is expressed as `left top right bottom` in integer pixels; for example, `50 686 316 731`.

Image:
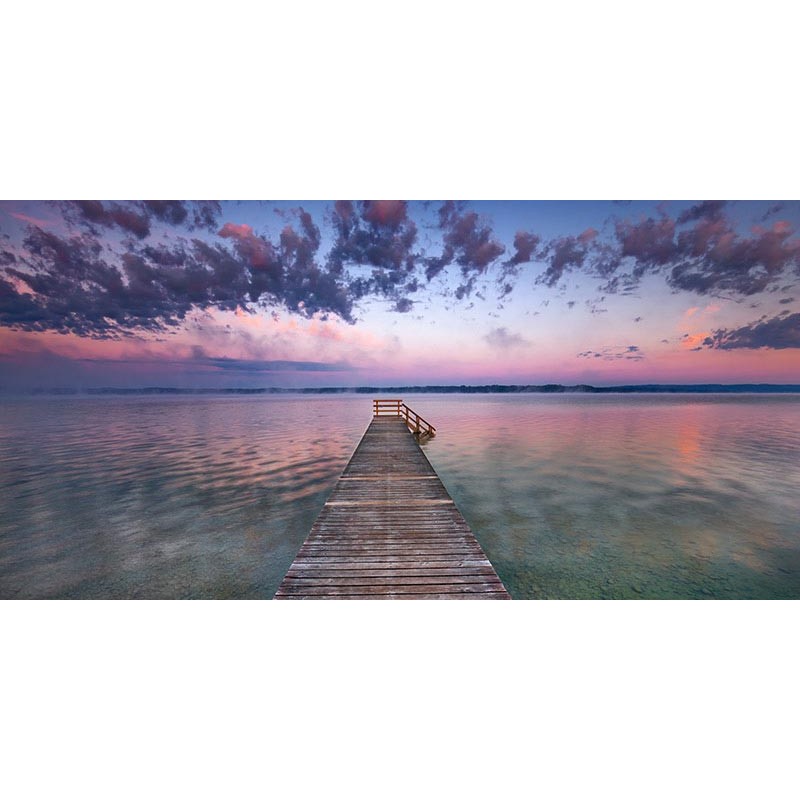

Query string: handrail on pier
373 398 436 438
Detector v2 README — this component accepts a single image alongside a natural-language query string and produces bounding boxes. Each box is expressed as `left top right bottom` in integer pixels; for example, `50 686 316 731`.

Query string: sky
0 199 799 389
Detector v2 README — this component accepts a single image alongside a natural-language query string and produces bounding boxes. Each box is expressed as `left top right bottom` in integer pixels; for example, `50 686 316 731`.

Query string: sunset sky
1 199 798 389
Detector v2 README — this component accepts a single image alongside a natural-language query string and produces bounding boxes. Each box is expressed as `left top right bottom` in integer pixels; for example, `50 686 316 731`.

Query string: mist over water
1 393 798 599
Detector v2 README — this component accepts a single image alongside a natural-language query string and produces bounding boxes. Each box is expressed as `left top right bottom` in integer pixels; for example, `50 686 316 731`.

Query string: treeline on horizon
7 384 800 395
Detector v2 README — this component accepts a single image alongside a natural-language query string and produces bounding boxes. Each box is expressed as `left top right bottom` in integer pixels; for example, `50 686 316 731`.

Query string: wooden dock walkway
275 402 510 599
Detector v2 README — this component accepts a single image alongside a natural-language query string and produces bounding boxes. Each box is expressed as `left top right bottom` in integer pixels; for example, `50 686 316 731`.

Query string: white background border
3 2 798 798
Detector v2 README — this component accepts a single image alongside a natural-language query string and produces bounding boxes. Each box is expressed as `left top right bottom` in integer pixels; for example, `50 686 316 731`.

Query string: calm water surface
1 393 798 599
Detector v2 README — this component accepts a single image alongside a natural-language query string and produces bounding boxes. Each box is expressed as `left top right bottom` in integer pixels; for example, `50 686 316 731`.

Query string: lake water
1 393 798 599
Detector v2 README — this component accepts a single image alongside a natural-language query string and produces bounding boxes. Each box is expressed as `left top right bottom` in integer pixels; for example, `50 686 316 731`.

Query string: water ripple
1 393 799 599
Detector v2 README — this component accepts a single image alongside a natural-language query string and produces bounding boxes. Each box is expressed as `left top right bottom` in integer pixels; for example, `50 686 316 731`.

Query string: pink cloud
218 222 254 239
362 200 408 227
218 221 276 269
10 211 53 228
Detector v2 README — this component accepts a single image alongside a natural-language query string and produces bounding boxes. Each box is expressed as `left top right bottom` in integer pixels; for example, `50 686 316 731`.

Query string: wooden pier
275 400 510 599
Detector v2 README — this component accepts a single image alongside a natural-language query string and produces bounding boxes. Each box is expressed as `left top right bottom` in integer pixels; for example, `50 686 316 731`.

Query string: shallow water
0 395 366 598
418 394 800 599
1 393 798 598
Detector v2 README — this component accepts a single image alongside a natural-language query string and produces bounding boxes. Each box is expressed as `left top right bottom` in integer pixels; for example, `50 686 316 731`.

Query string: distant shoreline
5 383 800 395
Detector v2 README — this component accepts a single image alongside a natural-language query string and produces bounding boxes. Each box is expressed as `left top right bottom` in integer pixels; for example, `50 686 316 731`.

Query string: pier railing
373 398 436 438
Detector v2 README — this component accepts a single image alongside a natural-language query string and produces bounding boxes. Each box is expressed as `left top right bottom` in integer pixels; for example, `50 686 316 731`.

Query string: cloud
506 230 542 267
69 200 151 238
329 201 418 273
5 201 800 343
669 218 800 296
393 297 414 313
194 355 354 372
503 226 607 290
1 208 355 338
219 222 279 271
11 212 54 228
0 277 51 327
143 200 189 226
676 200 727 224
702 311 800 350
497 230 543 290
58 200 222 238
761 203 784 221
507 203 800 301
69 350 357 375
425 201 505 297
615 215 678 268
484 326 529 349
538 234 594 286
327 200 419 309
577 345 644 361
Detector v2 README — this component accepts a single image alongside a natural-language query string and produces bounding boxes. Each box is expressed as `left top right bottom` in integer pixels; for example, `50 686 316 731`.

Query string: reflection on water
1 393 798 599
415 394 800 599
0 396 366 598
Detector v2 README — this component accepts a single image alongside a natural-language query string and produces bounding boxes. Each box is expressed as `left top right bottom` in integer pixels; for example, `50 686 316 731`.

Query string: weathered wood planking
275 415 510 599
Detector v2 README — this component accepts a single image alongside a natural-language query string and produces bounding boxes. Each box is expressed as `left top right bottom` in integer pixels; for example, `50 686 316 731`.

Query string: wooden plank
275 413 510 600
275 584 509 597
275 593 509 600
285 568 500 579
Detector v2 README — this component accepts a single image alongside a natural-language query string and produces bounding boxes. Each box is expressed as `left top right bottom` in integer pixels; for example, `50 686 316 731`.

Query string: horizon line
3 383 800 396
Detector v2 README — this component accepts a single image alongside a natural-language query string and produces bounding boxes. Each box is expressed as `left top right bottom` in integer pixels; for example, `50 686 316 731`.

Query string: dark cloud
329 201 418 273
669 219 800 296
676 200 727 224
1 208 354 338
67 201 151 238
5 201 800 342
143 200 189 226
761 203 785 221
275 209 353 321
189 202 224 231
70 351 355 375
506 231 541 267
539 234 594 287
512 204 800 301
327 201 419 310
195 355 354 372
614 216 678 269
703 312 800 350
0 277 52 327
577 345 644 361
497 230 543 291
59 201 222 238
425 202 505 297
393 297 414 313
506 231 542 265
